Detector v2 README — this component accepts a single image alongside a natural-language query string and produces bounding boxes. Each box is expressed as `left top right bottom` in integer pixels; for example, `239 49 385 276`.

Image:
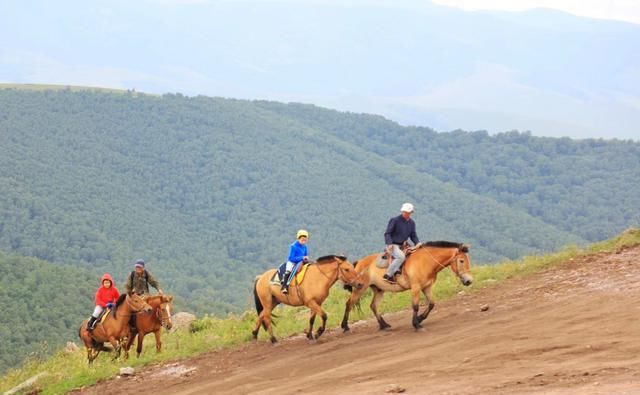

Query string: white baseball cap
400 203 414 213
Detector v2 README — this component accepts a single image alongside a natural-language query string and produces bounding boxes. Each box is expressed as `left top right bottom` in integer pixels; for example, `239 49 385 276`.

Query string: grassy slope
1 228 638 395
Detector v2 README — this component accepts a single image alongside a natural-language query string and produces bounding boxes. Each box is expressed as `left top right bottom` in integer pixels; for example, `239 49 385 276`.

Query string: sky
427 0 640 24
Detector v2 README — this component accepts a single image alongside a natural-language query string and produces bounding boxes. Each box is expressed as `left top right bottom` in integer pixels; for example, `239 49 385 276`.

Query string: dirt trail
78 246 640 394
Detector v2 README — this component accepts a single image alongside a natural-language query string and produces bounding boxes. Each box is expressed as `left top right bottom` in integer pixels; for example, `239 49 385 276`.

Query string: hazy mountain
1 0 638 140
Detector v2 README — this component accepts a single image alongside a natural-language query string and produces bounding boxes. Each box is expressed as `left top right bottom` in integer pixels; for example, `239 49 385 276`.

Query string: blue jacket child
281 229 309 294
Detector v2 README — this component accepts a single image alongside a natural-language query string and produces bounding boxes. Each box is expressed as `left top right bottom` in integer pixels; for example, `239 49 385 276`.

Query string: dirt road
78 245 640 394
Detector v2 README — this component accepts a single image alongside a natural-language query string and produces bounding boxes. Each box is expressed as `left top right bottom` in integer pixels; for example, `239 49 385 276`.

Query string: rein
421 248 470 275
315 259 342 283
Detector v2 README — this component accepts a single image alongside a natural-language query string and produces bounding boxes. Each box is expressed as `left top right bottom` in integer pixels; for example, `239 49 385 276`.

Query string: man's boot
281 270 291 294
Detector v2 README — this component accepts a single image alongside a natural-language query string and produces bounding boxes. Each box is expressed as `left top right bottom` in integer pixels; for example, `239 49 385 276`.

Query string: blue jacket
287 240 308 264
384 215 419 245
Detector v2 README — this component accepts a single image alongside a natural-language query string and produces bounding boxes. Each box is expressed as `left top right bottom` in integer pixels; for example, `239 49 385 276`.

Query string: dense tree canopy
0 87 638 373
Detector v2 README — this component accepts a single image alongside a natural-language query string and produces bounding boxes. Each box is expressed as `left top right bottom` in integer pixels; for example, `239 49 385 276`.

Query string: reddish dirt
76 245 640 394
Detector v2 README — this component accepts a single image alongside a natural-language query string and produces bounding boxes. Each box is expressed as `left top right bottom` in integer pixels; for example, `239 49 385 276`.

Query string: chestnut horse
124 294 174 358
341 241 472 331
252 255 364 343
78 293 152 364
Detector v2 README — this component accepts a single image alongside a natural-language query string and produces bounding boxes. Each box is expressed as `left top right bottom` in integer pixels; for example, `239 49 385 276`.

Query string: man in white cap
383 203 419 283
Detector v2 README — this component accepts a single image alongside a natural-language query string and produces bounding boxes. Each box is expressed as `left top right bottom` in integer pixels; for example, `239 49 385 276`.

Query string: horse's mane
421 241 469 253
115 293 127 307
113 293 127 318
315 254 347 264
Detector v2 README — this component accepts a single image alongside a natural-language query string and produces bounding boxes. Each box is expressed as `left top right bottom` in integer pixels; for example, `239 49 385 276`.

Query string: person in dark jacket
124 259 163 296
383 203 419 284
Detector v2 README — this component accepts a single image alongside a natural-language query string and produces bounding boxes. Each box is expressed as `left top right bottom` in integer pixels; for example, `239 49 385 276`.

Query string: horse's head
158 295 174 330
336 256 365 290
128 293 153 313
449 244 473 286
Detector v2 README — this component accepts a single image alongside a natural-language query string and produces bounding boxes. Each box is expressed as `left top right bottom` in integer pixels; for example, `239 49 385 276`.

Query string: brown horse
252 255 365 343
78 293 152 364
124 294 174 358
341 241 473 331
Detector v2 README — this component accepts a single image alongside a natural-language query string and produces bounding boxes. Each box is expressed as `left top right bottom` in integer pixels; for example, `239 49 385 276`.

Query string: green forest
0 86 638 373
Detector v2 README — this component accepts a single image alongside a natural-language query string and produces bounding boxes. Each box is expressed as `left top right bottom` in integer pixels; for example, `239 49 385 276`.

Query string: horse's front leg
306 300 325 340
417 284 435 324
108 336 121 360
370 288 391 330
342 283 367 332
410 285 423 329
124 332 136 359
154 330 162 353
136 333 145 357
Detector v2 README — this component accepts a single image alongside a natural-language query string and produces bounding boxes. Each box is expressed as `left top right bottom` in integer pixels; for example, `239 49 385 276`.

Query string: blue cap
134 259 145 268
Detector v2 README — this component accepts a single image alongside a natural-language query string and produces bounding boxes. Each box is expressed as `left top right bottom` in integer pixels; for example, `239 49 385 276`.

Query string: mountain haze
1 1 638 139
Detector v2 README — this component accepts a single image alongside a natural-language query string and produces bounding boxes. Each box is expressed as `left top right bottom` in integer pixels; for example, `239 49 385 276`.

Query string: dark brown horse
78 293 152 364
341 241 473 331
124 294 174 358
253 255 364 343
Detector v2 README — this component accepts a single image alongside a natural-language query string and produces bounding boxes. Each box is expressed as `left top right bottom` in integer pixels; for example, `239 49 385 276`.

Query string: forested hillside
252 102 640 242
1 87 639 372
0 251 95 374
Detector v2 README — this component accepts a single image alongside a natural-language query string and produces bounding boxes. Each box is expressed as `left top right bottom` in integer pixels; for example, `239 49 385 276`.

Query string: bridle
422 248 471 277
316 258 358 285
155 301 172 328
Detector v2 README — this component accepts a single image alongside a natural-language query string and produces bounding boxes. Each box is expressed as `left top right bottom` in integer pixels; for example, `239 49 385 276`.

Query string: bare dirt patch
76 246 640 394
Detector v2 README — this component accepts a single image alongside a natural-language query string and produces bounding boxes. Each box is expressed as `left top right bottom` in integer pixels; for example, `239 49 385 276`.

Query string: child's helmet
296 229 309 239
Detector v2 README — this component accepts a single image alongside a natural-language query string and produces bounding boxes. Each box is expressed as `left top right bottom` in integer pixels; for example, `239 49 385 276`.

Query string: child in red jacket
88 273 120 331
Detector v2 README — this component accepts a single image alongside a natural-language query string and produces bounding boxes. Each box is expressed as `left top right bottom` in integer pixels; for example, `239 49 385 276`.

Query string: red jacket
95 273 120 307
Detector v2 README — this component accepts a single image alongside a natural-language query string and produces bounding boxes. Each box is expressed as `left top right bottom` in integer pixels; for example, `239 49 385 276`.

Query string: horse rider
383 203 420 284
124 259 164 296
87 273 120 331
281 229 310 294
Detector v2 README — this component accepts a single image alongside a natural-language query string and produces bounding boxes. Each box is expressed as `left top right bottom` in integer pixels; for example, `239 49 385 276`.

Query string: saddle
377 242 420 268
97 308 113 326
271 262 310 286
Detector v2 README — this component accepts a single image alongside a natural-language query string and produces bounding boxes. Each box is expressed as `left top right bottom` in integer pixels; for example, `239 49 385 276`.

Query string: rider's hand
106 302 114 309
158 289 164 295
302 256 309 263
386 245 393 253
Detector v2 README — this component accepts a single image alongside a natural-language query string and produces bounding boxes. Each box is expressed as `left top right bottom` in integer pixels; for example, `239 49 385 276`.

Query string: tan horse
252 255 364 343
78 293 152 364
341 241 472 331
124 295 174 358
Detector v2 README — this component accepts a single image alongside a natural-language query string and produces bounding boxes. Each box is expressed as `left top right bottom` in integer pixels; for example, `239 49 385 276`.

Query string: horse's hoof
270 337 278 344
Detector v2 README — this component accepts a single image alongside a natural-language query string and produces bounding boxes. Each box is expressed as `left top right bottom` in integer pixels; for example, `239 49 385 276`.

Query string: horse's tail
343 259 359 292
253 277 263 316
254 276 276 330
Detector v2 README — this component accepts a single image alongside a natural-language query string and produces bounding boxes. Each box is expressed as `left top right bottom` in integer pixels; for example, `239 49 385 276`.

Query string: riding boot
87 316 97 331
281 270 291 294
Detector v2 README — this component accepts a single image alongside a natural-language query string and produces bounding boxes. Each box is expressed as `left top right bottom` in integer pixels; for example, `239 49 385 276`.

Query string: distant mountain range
1 0 638 139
